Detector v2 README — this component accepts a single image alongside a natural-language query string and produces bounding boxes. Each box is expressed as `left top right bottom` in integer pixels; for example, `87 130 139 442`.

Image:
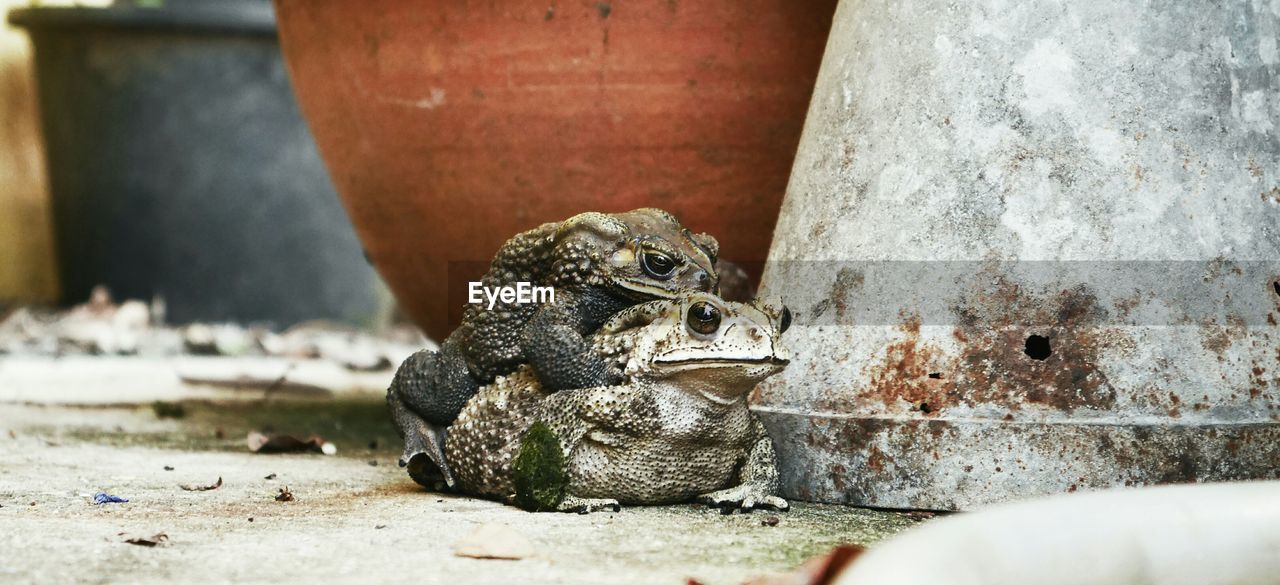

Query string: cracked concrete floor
0 398 922 585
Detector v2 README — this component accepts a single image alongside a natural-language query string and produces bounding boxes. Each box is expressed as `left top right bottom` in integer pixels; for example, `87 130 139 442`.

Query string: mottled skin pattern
388 209 720 487
446 293 792 513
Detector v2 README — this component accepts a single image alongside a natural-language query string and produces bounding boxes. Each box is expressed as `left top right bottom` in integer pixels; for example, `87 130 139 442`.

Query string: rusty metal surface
754 0 1280 510
757 409 1280 511
753 263 1280 509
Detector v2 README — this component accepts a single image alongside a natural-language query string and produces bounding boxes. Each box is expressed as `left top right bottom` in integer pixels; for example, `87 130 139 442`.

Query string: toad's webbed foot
556 496 621 514
698 485 789 513
388 380 455 490
399 422 454 490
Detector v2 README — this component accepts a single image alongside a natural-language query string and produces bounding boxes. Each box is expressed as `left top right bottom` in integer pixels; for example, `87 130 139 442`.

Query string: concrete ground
0 370 924 585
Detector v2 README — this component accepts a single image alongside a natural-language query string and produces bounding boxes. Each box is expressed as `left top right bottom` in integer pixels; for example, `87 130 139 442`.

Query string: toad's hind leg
387 345 478 489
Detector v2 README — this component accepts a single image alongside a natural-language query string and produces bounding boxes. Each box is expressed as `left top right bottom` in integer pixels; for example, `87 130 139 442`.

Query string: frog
388 209 721 488
444 292 793 513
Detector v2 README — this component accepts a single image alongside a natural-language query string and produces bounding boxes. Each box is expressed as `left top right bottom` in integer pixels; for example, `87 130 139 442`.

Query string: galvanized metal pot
755 0 1280 510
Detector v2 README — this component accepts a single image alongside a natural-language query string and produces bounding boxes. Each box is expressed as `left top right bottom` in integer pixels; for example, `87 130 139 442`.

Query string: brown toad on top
445 293 792 513
388 209 720 487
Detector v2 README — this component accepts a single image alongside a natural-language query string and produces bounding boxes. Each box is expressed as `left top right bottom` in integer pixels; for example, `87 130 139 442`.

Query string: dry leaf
178 477 222 491
741 544 866 585
121 532 169 547
454 523 535 560
275 486 294 502
247 431 334 455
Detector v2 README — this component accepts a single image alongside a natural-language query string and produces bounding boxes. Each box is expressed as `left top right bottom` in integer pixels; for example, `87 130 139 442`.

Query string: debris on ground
178 477 223 491
247 431 336 455
737 544 866 585
762 516 781 527
119 532 169 547
178 365 332 397
453 523 535 560
152 401 187 419
275 487 295 502
903 510 938 521
163 466 174 471
93 492 129 505
0 286 431 365
263 473 277 480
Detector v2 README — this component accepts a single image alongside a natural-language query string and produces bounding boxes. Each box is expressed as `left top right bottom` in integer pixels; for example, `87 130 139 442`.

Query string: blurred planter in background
9 0 382 328
274 0 838 340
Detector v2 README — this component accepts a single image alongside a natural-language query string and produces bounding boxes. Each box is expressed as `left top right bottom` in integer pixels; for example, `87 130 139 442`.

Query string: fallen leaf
762 516 781 527
264 473 277 480
247 431 335 455
275 487 294 502
453 523 535 560
121 532 168 547
740 544 866 585
179 477 223 491
93 492 128 505
152 401 186 419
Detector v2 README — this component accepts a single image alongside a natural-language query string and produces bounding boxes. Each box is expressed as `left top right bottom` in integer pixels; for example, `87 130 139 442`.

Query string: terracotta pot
274 0 836 339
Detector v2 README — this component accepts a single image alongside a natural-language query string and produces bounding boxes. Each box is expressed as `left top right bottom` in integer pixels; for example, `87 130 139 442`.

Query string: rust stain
862 278 1118 414
830 463 847 491
1200 315 1247 357
1249 365 1268 400
862 315 956 416
830 267 864 323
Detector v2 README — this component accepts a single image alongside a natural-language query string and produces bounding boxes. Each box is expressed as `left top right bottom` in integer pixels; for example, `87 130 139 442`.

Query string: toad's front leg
698 424 789 512
520 299 622 392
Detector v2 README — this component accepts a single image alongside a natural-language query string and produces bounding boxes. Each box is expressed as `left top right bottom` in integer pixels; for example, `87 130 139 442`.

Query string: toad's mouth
652 356 791 368
615 279 681 300
615 276 715 300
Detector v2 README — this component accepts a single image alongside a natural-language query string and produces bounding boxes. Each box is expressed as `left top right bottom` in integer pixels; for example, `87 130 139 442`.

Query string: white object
837 482 1280 585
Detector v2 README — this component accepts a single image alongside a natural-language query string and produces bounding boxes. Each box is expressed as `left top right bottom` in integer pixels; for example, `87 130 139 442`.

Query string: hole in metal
1024 334 1052 360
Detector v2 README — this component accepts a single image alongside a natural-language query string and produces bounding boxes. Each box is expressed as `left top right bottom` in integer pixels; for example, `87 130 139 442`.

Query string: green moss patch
512 422 568 512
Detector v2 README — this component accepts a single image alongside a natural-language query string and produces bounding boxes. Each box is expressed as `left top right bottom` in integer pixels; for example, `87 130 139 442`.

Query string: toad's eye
686 301 721 335
640 250 677 279
780 306 792 333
